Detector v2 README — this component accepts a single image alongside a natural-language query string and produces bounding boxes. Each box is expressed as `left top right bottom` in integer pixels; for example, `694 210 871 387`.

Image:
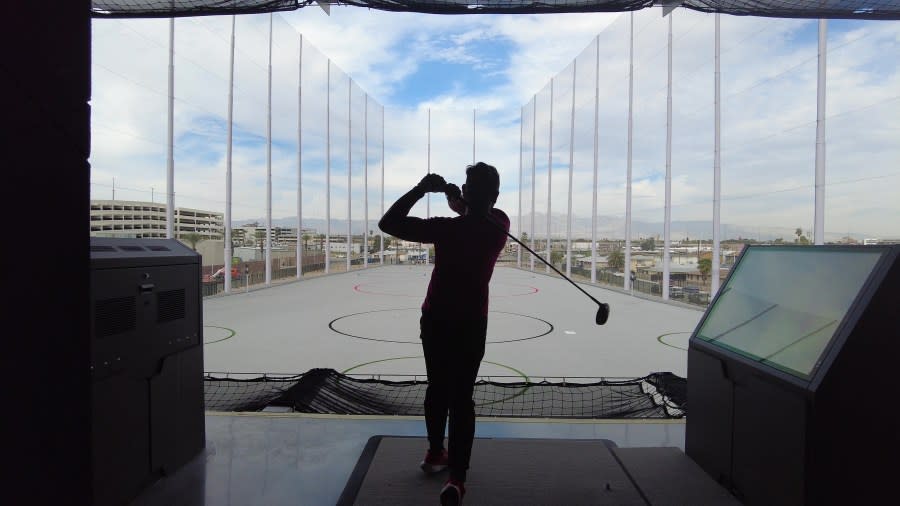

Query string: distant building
232 225 315 247
90 199 223 240
328 240 362 255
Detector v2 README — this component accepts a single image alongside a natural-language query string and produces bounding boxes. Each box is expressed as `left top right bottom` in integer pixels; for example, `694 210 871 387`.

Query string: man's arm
378 174 446 242
445 183 466 216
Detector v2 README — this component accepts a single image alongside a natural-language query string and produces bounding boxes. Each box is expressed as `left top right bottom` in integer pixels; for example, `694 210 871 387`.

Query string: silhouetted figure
379 162 508 505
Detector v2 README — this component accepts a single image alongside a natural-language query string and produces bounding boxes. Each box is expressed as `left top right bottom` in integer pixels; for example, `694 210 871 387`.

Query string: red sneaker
440 478 465 506
420 448 449 474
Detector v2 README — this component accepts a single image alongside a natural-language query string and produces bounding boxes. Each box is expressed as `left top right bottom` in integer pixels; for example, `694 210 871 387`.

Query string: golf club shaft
497 223 605 308
450 191 605 309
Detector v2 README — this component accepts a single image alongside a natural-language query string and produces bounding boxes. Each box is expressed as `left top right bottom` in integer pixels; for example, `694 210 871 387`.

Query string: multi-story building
233 225 317 247
90 200 223 240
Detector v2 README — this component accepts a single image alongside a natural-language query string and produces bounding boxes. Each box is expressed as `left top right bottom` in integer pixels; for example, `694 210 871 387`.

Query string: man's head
462 162 500 214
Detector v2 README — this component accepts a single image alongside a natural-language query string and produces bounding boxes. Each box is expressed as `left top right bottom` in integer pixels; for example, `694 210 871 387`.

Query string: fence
91 10 900 304
516 8 898 307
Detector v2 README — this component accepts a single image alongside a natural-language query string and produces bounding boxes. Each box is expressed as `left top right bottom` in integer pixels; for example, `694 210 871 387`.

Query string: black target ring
328 308 554 344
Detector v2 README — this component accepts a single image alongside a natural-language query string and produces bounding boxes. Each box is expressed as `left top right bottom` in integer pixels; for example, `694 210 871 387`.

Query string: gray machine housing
685 245 899 505
90 237 205 506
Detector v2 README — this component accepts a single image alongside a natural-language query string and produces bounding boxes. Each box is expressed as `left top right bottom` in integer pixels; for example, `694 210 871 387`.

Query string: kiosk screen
695 247 885 379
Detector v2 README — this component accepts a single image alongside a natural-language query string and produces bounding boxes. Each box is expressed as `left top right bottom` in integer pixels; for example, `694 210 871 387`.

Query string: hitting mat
338 436 740 505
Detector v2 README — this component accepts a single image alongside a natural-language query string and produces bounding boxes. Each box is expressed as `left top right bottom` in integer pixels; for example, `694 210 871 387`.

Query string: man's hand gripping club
416 174 466 216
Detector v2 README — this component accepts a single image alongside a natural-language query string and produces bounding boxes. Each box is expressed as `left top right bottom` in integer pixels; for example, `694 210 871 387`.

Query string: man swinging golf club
379 162 508 506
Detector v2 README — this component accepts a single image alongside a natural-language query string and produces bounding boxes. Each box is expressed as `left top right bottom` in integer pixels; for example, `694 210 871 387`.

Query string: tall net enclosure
348 80 369 271
365 101 386 264
519 97 536 270
90 18 171 210
820 20 900 243
668 9 714 300
593 14 630 286
268 14 301 279
327 61 351 273
627 8 670 299
92 1 900 20
569 37 604 284
548 62 575 255
299 38 330 274
531 81 553 268
718 16 817 246
230 13 272 255
429 108 475 218
383 107 429 264
551 61 575 267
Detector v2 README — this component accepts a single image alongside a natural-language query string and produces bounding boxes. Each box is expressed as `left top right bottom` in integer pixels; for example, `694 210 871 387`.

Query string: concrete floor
132 413 687 506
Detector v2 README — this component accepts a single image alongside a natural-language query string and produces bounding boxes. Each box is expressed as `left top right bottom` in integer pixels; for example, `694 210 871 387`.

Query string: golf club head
595 303 610 325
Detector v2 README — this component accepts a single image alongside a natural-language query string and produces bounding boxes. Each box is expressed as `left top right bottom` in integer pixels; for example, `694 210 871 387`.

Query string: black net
204 374 303 412
91 0 900 19
205 368 686 418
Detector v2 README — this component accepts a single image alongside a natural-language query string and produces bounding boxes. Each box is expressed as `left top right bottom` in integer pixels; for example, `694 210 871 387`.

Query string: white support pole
712 13 721 297
566 61 576 279
814 19 827 245
473 108 476 164
531 97 537 271
166 17 175 239
426 108 431 265
625 12 634 292
225 16 235 293
112 177 115 200
380 106 385 265
297 33 303 279
265 13 273 286
663 13 673 301
591 34 600 284
546 78 554 274
364 94 369 268
325 60 331 274
518 105 524 268
347 77 351 273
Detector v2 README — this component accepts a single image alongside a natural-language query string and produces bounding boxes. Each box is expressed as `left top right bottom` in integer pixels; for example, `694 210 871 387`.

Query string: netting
205 368 686 418
91 1 900 20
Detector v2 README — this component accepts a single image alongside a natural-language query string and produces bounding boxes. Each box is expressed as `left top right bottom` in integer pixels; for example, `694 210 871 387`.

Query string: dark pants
420 310 487 483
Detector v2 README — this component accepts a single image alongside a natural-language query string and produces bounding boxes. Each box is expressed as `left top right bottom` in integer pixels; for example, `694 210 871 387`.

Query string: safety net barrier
205 368 686 418
91 1 900 20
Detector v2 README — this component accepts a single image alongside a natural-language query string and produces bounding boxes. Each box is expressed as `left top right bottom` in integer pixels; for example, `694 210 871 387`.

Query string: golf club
446 185 610 325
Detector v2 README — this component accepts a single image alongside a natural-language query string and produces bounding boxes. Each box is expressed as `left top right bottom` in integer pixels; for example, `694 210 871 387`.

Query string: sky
89 6 900 241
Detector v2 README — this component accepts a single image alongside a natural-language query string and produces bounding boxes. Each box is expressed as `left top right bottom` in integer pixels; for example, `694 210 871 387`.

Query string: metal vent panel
158 289 186 322
91 245 116 252
95 296 137 337
118 245 146 252
147 245 171 251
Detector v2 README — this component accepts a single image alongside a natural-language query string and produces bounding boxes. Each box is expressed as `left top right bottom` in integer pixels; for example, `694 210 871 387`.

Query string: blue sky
88 7 900 240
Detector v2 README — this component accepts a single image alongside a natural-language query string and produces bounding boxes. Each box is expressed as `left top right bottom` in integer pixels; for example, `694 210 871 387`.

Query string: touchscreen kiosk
685 245 898 506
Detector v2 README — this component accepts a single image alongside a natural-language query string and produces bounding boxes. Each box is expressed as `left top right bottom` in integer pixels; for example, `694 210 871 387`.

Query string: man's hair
465 162 500 209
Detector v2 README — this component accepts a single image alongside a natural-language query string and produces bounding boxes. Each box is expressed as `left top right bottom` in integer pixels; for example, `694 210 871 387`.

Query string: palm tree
608 248 625 271
182 232 202 251
698 257 712 283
